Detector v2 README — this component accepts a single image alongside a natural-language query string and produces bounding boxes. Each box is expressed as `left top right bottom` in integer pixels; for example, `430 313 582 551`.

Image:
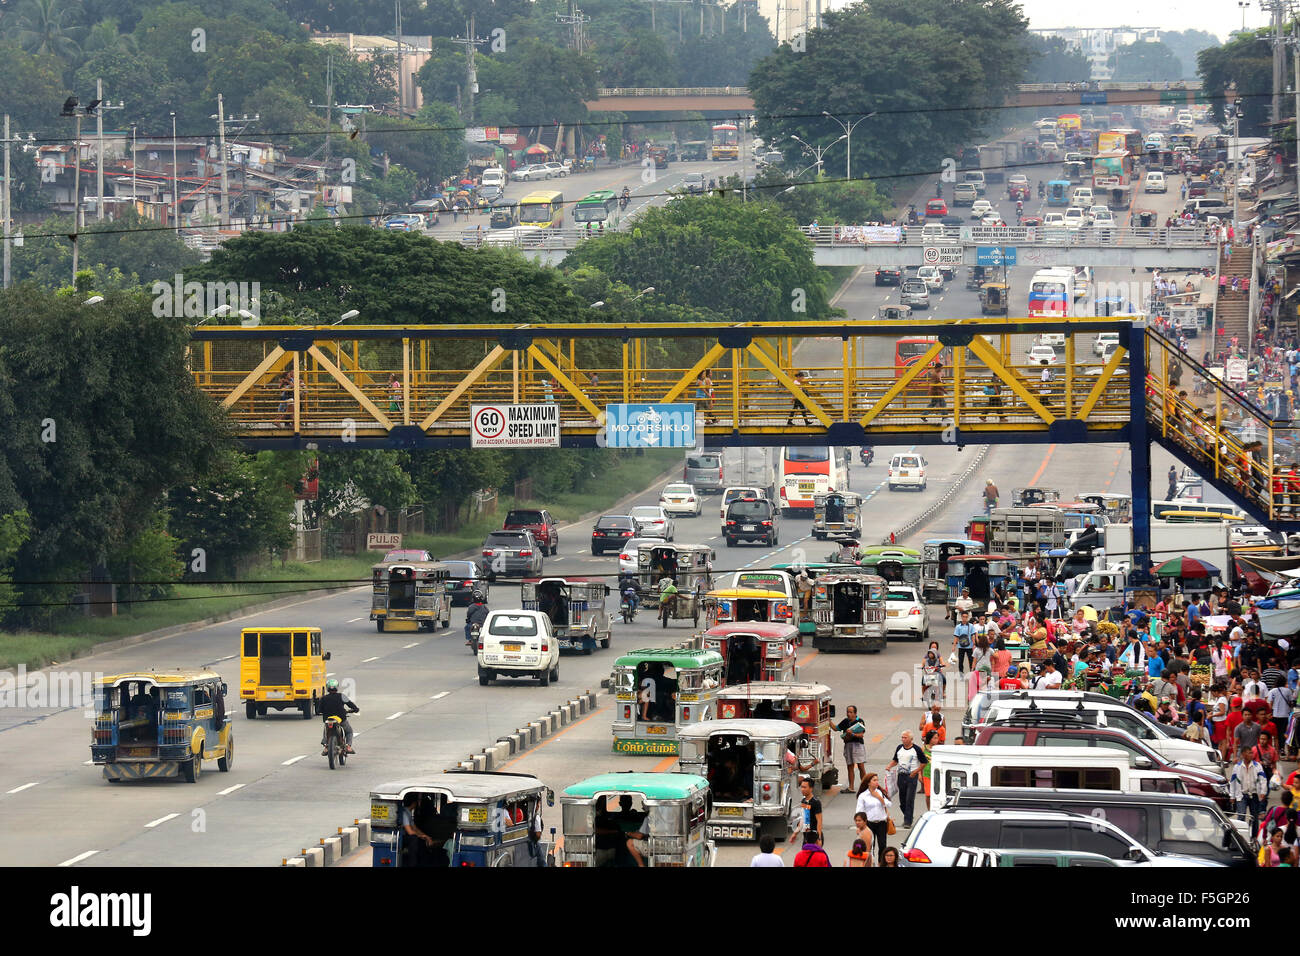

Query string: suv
887 452 927 491
503 508 559 556
684 452 725 493
591 514 636 555
953 182 978 206
719 486 766 525
683 172 706 194
901 807 1220 867
479 530 544 580
900 278 930 309
971 722 1230 810
723 497 779 547
949 788 1254 867
477 609 560 687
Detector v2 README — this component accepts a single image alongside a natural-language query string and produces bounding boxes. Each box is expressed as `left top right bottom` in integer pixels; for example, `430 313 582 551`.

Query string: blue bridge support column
1126 324 1152 583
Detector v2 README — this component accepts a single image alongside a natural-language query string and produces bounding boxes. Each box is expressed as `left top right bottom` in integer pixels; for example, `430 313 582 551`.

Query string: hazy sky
1016 0 1240 41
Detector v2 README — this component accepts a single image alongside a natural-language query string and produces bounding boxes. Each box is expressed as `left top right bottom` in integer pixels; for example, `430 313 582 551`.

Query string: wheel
622 611 631 624
772 535 778 546
376 619 385 633
245 701 257 720
327 733 337 769
814 532 825 540
551 543 558 556
662 612 669 629
726 537 735 547
692 607 700 626
300 700 311 720
257 705 268 717
538 667 550 688
218 733 234 772
338 740 347 767
920 629 929 643
601 634 611 649
592 548 600 556
106 777 121 783
183 748 201 783
442 615 450 629
551 662 560 682
478 668 492 685
583 643 593 655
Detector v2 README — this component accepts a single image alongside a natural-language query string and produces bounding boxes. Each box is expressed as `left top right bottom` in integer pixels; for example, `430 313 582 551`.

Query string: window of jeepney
293 632 308 656
678 669 710 692
759 741 783 764
311 632 322 656
562 803 592 834
96 685 120 714
987 562 1009 575
614 670 635 694
193 684 211 707
648 804 683 835
680 739 701 761
242 631 257 656
868 585 885 602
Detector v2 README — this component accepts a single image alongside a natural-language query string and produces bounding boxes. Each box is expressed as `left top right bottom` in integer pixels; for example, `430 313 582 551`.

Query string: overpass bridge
189 318 1300 567
461 224 1220 269
584 82 1205 114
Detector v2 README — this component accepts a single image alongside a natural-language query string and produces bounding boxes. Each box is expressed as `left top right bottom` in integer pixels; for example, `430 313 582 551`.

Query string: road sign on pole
976 246 1018 267
471 404 561 447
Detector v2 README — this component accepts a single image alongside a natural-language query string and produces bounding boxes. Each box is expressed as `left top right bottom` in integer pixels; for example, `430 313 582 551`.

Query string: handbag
886 818 897 836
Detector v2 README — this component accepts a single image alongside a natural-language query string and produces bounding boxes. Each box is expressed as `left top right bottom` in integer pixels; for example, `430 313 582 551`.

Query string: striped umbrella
1153 556 1220 578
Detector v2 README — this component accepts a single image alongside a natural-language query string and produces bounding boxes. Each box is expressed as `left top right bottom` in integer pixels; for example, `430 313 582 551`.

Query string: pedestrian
835 704 867 791
855 771 892 865
388 373 401 413
880 847 900 867
926 360 944 409
845 837 872 867
798 776 824 846
920 729 938 810
791 830 832 866
983 478 999 516
702 370 715 425
749 832 784 867
1229 745 1269 832
952 610 975 674
1167 464 1178 500
885 730 927 829
786 370 810 426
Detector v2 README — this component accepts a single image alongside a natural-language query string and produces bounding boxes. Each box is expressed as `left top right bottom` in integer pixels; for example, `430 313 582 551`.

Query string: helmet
326 678 339 691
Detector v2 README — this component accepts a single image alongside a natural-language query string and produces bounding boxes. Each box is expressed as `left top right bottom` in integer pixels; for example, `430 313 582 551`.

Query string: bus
518 190 565 229
894 337 952 375
1056 113 1082 144
1110 128 1144 155
1028 268 1074 318
1096 131 1125 154
573 189 618 225
1092 150 1134 189
711 123 739 161
776 446 849 514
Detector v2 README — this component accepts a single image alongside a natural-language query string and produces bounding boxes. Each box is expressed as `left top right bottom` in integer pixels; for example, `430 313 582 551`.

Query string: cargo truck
987 507 1066 558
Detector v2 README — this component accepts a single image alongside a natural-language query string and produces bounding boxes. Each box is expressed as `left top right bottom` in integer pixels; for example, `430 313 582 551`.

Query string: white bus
776 446 849 515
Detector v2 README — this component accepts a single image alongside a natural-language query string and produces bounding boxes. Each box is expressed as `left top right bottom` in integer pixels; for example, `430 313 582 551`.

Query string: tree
1109 40 1183 82
416 39 469 111
599 31 677 87
754 167 891 225
74 49 189 133
10 212 202 291
1023 34 1091 84
0 42 72 137
10 0 84 58
1199 30 1274 134
1160 29 1220 81
304 450 417 526
0 511 32 618
365 103 467 190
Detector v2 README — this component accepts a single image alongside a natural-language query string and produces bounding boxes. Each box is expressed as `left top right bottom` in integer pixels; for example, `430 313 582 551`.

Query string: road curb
889 444 991 544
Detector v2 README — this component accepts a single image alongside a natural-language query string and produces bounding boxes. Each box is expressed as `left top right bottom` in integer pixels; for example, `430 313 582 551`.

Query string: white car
658 482 701 517
916 265 944 290
618 538 657 576
1043 213 1066 228
884 584 930 642
1038 333 1065 350
719 486 766 523
1093 332 1120 356
541 161 568 178
887 453 927 491
1087 205 1112 226
476 609 560 687
629 505 675 541
970 199 993 220
512 164 551 182
1038 141 1060 159
1231 525 1281 547
1063 207 1087 231
1027 344 1058 365
981 214 1007 228
1144 171 1167 193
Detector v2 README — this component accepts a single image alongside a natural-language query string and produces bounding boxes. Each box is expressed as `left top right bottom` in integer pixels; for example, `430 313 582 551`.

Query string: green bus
574 189 619 224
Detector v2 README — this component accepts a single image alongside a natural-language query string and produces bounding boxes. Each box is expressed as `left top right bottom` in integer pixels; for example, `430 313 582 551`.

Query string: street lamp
330 309 360 325
790 133 844 177
631 286 654 300
1239 1 1251 32
60 96 106 284
590 301 605 308
170 111 179 233
823 110 875 181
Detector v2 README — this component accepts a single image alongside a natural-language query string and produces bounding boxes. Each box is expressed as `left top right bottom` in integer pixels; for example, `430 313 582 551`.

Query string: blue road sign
976 246 1018 267
1080 91 1108 105
604 403 696 448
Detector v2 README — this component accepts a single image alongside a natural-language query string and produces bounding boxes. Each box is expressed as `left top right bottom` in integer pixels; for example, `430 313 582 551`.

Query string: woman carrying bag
856 772 893 866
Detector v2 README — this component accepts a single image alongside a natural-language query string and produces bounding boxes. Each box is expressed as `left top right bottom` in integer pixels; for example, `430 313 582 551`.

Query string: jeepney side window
689 796 706 834
648 804 681 837
615 669 634 694
242 632 257 657
680 739 700 761
193 685 211 710
293 631 308 656
311 632 321 656
679 670 703 692
946 770 968 795
562 803 591 835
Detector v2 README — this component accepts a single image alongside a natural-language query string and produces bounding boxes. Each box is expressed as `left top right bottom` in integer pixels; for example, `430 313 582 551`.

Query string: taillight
477 642 483 650
463 580 473 587
682 707 691 720
780 487 788 499
520 549 533 556
623 705 632 719
762 520 772 526
541 643 549 652
482 550 493 557
687 497 695 502
910 607 922 615
904 848 931 864
726 520 736 525
762 783 771 792
718 468 723 478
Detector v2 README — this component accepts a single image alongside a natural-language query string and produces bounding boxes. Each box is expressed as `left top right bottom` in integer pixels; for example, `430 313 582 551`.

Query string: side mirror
1126 846 1146 862
829 704 837 718
324 652 331 661
220 682 228 696
1134 756 1153 770
546 788 555 807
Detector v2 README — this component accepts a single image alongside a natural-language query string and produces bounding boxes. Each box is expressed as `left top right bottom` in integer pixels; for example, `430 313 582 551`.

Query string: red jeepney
702 621 799 685
716 681 838 789
965 515 989 545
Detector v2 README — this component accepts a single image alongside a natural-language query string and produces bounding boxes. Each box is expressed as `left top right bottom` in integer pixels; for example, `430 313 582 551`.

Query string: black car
875 267 902 286
724 497 779 547
591 514 637 555
442 560 486 606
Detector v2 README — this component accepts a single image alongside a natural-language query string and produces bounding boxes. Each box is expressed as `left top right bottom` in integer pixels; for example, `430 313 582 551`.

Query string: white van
1143 170 1166 194
887 453 927 491
961 170 986 194
477 609 560 686
929 746 1186 807
480 166 506 189
1071 186 1094 207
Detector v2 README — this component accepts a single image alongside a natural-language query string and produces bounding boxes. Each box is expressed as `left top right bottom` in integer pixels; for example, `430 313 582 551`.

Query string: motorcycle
859 446 874 466
1037 181 1045 199
467 621 482 655
620 596 637 624
619 195 630 211
323 715 351 769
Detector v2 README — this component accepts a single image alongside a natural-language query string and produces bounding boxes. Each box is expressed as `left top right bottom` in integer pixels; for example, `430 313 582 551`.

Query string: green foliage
1199 30 1273 134
1109 41 1183 82
366 102 467 190
0 511 32 613
753 167 891 224
306 449 418 524
111 510 184 601
0 42 70 136
11 212 202 291
1160 29 1220 81
1023 34 1091 84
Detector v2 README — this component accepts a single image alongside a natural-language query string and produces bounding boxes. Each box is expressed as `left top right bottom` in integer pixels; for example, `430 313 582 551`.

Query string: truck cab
1070 569 1127 610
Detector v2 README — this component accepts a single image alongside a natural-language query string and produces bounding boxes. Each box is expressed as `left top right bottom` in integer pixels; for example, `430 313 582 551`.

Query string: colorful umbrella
1153 556 1220 578
525 144 551 155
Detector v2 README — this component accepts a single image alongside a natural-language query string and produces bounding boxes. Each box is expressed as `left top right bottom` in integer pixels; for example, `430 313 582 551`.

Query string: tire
601 634 611 649
583 641 593 655
592 548 600 556
245 702 257 720
218 734 233 772
376 619 385 633
551 662 560 682
328 732 337 769
257 705 268 717
442 615 450 629
478 668 492 686
300 700 312 720
538 667 550 688
183 748 201 783
726 537 735 547
551 542 559 556
339 740 347 767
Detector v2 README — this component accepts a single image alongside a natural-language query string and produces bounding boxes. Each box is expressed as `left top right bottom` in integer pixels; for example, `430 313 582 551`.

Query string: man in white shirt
1035 661 1063 689
951 587 975 622
749 833 784 867
885 730 928 828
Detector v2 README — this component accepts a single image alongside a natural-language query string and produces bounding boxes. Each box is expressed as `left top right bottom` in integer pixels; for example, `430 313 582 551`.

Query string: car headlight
1212 783 1229 796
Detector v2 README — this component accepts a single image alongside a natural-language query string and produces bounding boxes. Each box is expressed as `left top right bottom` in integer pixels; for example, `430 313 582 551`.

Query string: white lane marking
386 712 404 720
430 691 450 700
281 754 308 766
209 654 236 663
326 672 335 678
58 850 98 867
6 782 38 794
144 812 179 829
402 642 419 649
217 784 245 796
361 656 379 663
347 617 364 623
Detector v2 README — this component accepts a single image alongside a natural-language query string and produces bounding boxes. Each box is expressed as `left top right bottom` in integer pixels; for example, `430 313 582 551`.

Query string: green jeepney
611 648 724 755
680 141 709 162
558 772 716 867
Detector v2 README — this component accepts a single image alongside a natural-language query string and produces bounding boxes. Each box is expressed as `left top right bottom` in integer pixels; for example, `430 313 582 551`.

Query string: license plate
124 748 153 757
645 725 667 735
841 626 858 633
717 806 745 817
503 642 522 651
900 471 911 476
467 807 489 824
264 690 286 699
743 525 756 531
798 482 815 493
887 610 901 617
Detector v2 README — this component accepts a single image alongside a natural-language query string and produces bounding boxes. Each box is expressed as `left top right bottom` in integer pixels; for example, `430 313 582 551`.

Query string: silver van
900 278 930 309
684 452 725 494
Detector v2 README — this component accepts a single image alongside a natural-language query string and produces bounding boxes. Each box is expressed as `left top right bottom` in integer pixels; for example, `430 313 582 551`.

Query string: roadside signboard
604 403 696 448
471 404 561 448
367 533 402 550
923 245 964 264
976 246 1018 267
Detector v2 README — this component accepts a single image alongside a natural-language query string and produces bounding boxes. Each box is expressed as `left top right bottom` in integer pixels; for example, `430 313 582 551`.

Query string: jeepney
946 554 1015 615
856 552 924 590
1012 487 1061 507
371 559 452 632
812 491 863 540
922 538 985 603
811 572 888 652
980 282 1008 315
702 588 796 629
369 771 554 867
90 669 233 783
678 719 806 841
239 625 330 719
701 621 799 685
522 576 612 654
716 682 837 789
1078 492 1132 524
637 543 714 627
611 648 725 755
558 772 716 867
768 562 858 640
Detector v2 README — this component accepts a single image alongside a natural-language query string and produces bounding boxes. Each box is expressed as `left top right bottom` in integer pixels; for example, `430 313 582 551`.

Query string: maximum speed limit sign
472 405 507 442
922 246 940 264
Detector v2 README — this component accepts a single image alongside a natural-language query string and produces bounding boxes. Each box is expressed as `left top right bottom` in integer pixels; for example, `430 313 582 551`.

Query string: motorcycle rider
1037 180 1045 199
465 590 490 646
1016 200 1023 217
621 582 639 620
319 678 359 755
708 178 716 191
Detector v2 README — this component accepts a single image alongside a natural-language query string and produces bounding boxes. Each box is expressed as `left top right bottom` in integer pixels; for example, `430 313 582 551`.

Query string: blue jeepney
946 554 1015 616
921 538 983 603
1046 179 1071 205
369 770 555 867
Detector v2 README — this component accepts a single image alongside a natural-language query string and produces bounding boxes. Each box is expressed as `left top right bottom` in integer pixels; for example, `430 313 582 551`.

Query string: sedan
1063 207 1087 231
512 164 549 182
925 199 948 217
969 199 993 220
981 214 1007 228
629 505 675 541
383 214 424 232
875 267 902 286
885 584 930 642
443 560 487 605
541 162 568 178
591 514 637 555
618 538 658 576
1026 345 1059 365
658 483 701 517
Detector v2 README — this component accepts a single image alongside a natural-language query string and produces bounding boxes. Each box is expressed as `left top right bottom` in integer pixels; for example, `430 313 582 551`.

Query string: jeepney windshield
707 735 755 802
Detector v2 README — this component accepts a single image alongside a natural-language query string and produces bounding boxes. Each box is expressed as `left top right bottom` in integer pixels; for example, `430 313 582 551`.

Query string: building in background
1030 26 1162 80
311 33 433 115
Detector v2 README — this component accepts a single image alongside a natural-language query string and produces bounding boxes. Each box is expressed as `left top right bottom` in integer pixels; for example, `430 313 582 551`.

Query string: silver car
628 505 675 541
900 278 930 309
479 529 544 580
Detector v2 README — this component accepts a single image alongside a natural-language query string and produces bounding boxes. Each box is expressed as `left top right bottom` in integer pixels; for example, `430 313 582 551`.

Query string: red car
1007 183 1029 201
925 199 948 217
1021 216 1042 228
502 508 559 556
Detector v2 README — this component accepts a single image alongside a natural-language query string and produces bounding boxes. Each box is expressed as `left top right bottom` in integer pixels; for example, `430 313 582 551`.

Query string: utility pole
93 80 124 220
170 112 179 233
3 115 14 288
211 97 258 227
450 19 487 123
394 0 404 115
1293 29 1300 208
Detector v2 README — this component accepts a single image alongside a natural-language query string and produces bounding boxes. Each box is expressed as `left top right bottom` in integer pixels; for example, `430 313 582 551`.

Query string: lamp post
60 96 101 284
1239 1 1251 32
790 133 845 177
822 110 874 181
171 111 179 233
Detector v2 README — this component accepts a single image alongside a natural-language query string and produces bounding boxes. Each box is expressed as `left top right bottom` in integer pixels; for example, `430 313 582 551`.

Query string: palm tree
12 0 84 59
83 17 136 56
